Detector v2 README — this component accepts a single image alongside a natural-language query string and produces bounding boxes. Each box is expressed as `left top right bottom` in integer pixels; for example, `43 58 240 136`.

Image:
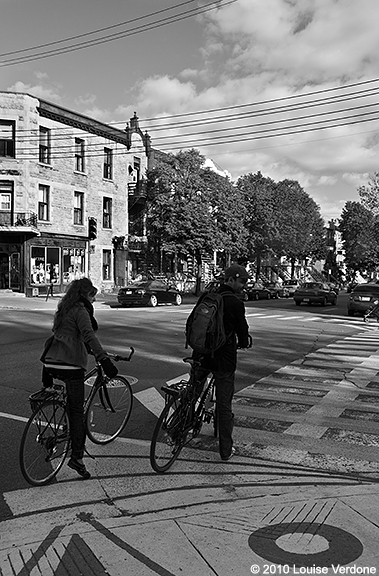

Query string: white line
134 387 165 418
245 313 267 317
0 412 29 423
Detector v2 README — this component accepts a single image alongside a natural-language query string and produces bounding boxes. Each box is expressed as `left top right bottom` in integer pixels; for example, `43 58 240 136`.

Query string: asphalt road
0 290 365 503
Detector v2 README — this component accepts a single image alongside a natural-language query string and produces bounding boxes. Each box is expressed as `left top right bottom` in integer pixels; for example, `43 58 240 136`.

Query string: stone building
0 91 149 295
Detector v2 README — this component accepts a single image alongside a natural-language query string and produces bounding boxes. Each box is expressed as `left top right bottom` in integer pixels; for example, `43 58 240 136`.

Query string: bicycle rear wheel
85 375 133 444
19 400 70 486
150 395 190 473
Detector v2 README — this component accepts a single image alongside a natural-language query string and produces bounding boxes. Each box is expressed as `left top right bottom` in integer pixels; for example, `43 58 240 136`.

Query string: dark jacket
218 284 249 349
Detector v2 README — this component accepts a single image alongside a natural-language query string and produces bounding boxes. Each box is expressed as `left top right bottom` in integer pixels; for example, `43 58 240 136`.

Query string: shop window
0 181 13 225
103 148 113 179
62 247 85 283
38 185 50 221
74 191 84 225
103 197 112 228
0 120 15 158
31 246 60 285
39 127 51 164
103 249 111 280
75 138 85 172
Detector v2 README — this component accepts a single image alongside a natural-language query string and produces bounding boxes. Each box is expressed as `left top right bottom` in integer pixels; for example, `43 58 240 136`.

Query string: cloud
7 80 62 103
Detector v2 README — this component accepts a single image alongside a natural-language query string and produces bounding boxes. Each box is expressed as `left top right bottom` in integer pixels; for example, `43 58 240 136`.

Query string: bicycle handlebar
108 347 135 362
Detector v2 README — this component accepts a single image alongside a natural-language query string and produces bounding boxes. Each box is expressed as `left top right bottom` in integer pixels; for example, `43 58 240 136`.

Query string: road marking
134 387 165 418
0 411 28 423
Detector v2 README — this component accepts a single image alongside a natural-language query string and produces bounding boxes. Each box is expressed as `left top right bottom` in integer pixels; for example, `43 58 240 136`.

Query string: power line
15 98 379 152
0 0 237 67
15 112 379 160
0 0 197 58
10 80 379 142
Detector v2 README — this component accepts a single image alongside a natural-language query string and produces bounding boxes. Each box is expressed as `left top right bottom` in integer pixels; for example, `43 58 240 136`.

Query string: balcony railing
128 180 147 198
0 211 38 227
128 235 147 252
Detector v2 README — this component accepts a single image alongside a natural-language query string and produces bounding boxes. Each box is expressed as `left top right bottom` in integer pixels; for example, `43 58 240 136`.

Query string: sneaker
221 447 235 461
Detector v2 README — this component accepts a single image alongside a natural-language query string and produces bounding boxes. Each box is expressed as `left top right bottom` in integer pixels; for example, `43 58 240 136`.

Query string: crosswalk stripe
134 388 165 418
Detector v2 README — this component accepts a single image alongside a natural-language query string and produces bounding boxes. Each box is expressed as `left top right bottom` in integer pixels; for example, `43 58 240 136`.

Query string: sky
1 0 379 223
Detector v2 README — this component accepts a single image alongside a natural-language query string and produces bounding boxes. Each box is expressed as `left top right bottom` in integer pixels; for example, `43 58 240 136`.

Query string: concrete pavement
1 289 379 574
1 437 379 575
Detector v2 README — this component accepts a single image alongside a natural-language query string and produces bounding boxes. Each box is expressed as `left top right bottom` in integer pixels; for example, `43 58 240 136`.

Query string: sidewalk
1 437 379 575
0 289 198 311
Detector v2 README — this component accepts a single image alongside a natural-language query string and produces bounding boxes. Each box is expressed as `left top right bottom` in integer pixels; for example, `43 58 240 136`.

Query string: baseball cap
224 264 249 280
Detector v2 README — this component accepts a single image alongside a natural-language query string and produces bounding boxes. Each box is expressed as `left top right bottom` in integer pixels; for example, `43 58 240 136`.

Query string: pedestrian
193 264 251 461
40 277 118 479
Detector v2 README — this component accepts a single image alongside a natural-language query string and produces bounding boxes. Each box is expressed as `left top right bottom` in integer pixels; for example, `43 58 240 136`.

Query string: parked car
264 282 282 299
117 279 182 307
347 283 379 317
278 279 300 297
203 280 248 301
293 282 337 306
245 282 272 300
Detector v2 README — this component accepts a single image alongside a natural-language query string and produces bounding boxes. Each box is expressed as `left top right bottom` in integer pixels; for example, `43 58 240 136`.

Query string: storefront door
0 252 9 289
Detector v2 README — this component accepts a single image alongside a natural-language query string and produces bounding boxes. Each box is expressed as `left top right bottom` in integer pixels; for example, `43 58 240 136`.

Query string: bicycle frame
161 371 216 444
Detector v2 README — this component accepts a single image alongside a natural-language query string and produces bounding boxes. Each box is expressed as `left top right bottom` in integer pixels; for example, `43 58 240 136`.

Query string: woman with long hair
41 277 118 479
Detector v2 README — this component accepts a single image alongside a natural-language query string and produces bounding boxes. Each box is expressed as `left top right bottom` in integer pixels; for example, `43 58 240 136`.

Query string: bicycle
364 299 379 323
150 357 217 474
19 348 134 486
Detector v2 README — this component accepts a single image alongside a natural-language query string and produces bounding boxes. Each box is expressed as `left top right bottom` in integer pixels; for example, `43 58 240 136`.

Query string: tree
236 172 278 278
358 172 379 215
339 201 379 278
146 149 246 293
272 179 326 275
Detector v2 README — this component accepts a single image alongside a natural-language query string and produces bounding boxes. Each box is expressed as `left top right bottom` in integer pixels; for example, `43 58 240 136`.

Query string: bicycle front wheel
19 400 70 486
150 395 189 473
86 376 133 444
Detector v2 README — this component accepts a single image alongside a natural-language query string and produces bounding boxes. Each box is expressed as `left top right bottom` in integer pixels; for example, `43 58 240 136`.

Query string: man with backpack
186 264 251 461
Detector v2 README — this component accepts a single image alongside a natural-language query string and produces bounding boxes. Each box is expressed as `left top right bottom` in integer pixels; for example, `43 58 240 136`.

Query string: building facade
0 92 149 295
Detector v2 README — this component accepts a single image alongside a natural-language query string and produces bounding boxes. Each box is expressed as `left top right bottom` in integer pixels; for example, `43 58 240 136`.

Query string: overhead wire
0 0 237 67
10 78 379 141
15 111 379 160
0 0 198 59
13 86 379 157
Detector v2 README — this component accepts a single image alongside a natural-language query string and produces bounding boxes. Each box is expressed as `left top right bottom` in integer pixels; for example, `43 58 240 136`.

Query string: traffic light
88 217 97 240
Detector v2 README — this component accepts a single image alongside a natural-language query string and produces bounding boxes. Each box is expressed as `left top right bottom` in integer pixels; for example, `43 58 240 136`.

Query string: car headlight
136 289 146 295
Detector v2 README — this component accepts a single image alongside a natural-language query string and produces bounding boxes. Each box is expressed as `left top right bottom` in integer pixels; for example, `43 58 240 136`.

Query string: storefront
25 234 87 296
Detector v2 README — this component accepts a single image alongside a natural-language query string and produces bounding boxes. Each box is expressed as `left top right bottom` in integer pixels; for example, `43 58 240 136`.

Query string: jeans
43 367 86 460
194 344 237 459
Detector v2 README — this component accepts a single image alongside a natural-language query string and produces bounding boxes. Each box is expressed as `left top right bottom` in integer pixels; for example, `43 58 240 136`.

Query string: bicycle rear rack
28 385 64 412
161 379 189 398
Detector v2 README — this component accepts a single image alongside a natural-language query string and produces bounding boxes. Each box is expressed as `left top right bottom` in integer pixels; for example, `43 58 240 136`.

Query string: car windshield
301 283 322 289
353 284 379 293
128 282 150 289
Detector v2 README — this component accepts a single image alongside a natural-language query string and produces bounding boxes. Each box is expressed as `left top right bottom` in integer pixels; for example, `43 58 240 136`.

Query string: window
0 120 15 158
102 249 111 280
75 138 85 172
0 193 11 211
103 148 113 179
62 247 85 283
103 197 112 228
31 246 59 285
74 191 84 225
0 181 13 225
38 185 50 221
39 127 51 164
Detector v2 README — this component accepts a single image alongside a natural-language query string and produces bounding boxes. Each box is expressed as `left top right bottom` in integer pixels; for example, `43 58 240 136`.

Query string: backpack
185 291 231 355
